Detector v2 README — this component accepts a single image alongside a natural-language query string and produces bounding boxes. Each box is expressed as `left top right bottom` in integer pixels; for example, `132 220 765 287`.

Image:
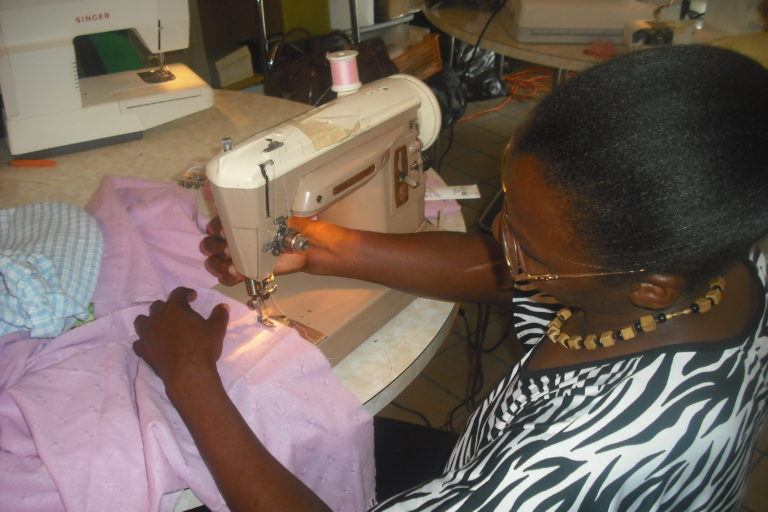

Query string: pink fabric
85 176 218 315
0 176 375 512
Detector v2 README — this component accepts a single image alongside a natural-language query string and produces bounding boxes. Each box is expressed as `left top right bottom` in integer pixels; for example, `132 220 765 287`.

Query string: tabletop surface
0 89 460 414
424 3 627 71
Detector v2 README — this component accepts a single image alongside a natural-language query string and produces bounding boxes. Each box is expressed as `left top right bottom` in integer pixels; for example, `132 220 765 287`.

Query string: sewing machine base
11 131 143 159
3 63 212 156
215 275 415 366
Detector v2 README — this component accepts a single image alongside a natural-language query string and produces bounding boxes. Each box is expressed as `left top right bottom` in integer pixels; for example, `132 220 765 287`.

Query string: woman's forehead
501 152 582 255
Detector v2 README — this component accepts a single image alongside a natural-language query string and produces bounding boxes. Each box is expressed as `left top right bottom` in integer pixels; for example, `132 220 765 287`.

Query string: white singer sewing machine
206 74 441 365
507 0 658 43
0 0 213 156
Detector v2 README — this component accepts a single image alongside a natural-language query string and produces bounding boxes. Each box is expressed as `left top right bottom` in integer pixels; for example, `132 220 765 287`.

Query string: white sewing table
0 89 461 415
424 4 628 83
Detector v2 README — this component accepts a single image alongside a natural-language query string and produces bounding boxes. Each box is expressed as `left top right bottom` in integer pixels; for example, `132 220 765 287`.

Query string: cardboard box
391 33 442 81
215 45 254 88
376 0 422 22
330 0 375 29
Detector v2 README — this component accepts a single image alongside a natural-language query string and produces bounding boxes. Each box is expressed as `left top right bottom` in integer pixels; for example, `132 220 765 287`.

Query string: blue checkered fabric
0 202 102 338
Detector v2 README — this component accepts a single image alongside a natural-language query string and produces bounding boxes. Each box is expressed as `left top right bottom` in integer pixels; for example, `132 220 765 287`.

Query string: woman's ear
629 274 686 310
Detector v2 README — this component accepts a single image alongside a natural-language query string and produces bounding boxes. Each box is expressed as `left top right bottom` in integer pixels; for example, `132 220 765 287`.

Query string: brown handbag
264 28 398 106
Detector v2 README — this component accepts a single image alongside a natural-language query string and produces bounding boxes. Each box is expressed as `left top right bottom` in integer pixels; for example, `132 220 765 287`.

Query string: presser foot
140 52 176 83
248 296 275 328
245 276 278 327
139 66 175 83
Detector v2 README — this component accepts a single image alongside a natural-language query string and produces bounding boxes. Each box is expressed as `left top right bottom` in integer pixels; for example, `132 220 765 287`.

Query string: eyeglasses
498 201 645 282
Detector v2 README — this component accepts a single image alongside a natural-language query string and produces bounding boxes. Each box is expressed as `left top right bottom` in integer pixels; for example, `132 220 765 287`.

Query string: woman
133 45 768 511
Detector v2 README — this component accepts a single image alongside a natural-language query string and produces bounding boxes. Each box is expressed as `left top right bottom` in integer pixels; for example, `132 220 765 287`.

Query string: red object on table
8 159 57 168
584 41 617 59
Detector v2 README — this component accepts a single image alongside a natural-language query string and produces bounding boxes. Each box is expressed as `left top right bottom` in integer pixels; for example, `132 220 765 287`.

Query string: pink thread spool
326 50 361 95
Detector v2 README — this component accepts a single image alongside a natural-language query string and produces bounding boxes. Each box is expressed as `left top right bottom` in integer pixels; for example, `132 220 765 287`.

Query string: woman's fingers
200 235 230 257
206 217 225 237
205 256 244 286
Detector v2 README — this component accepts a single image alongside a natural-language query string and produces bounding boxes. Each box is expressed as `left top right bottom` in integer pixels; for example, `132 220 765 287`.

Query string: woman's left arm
133 287 331 512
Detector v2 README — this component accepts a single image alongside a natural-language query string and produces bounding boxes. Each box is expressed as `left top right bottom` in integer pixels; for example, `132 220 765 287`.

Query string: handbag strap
268 27 313 69
325 30 354 47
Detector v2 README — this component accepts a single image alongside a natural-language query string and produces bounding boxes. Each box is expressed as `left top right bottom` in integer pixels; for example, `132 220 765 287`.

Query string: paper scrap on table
426 185 481 201
424 170 461 220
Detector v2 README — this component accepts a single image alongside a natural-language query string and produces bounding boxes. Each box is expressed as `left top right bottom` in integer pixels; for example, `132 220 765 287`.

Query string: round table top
0 89 460 414
424 4 625 72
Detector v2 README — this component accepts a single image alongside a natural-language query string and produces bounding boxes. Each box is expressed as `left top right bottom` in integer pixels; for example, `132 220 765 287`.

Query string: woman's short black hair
515 45 768 281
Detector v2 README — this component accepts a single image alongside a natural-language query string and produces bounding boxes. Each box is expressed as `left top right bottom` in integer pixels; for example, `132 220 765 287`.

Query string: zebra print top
373 251 768 511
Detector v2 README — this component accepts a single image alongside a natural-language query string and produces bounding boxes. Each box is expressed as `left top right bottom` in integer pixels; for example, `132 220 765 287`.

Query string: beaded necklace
546 276 725 350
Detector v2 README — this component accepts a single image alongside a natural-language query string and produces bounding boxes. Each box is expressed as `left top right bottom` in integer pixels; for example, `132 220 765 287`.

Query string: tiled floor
375 94 768 510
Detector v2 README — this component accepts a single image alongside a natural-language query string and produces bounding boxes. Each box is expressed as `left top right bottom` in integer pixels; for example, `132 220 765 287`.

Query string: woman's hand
200 217 245 286
200 216 512 304
133 287 229 391
272 217 344 275
133 287 332 512
200 216 345 280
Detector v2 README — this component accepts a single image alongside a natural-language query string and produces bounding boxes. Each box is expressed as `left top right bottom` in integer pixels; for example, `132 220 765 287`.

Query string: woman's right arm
201 217 515 304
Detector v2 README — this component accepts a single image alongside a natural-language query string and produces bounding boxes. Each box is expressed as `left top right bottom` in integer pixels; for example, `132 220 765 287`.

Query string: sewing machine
0 0 213 156
507 0 658 43
206 74 441 364
696 0 765 41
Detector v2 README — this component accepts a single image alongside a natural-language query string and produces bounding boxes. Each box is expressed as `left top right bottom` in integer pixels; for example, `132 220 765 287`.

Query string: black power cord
446 302 518 432
391 401 433 428
458 0 509 82
446 304 490 431
436 124 455 173
436 0 509 173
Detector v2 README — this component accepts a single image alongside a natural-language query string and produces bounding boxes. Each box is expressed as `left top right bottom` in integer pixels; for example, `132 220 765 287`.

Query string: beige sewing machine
206 74 441 365
0 0 213 156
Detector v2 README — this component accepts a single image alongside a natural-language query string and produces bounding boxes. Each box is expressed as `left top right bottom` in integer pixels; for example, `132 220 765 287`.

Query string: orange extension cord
457 67 562 123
